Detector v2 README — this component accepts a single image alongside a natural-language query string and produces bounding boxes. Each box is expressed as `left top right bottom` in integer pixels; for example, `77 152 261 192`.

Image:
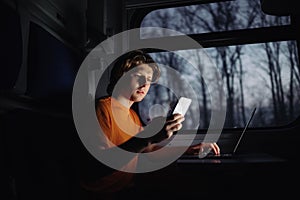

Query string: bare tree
141 0 298 127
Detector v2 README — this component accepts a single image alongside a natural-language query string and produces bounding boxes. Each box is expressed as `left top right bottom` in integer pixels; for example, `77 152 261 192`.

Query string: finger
175 123 183 131
167 116 185 125
168 113 184 122
173 113 183 118
211 143 220 155
191 145 202 150
166 131 173 138
214 143 220 154
166 123 182 132
165 118 184 131
211 142 220 154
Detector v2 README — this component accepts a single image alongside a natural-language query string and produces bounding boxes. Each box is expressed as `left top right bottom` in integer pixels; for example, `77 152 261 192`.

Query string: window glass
137 0 298 129
141 0 290 39
138 40 300 129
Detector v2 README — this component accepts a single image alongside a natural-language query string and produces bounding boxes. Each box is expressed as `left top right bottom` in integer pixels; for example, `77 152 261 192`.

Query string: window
132 0 300 129
140 0 290 38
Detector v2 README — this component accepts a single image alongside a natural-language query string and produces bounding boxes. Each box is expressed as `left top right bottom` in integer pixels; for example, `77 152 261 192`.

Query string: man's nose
138 76 150 86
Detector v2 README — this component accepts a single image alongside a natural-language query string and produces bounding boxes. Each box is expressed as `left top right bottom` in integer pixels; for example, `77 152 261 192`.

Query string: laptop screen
232 107 257 154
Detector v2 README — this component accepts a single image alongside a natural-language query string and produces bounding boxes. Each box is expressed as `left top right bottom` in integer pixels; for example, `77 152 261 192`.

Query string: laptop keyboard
180 153 233 159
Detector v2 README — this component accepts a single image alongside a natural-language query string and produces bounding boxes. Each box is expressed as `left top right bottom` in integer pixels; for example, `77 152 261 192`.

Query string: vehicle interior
1 0 299 199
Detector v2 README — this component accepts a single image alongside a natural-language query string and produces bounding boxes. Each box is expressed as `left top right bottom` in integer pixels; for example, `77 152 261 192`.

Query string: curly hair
107 49 160 95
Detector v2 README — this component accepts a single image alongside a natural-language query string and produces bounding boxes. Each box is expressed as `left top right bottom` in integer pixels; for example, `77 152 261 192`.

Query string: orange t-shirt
81 96 143 194
96 96 143 146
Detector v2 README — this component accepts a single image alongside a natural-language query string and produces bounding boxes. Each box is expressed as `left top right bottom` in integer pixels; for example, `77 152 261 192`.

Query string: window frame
124 0 300 129
126 0 298 49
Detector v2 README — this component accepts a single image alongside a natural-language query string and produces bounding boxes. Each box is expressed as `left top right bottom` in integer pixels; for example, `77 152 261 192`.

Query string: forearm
94 115 177 169
119 121 168 153
94 132 152 171
119 135 151 153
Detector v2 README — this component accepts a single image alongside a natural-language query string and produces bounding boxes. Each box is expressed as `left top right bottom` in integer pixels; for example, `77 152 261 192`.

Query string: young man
80 49 220 199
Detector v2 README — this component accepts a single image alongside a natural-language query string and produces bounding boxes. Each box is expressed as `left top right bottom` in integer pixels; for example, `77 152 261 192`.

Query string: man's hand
186 142 220 155
143 113 185 144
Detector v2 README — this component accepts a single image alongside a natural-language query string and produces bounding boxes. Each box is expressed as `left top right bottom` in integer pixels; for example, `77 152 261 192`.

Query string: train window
131 0 300 129
140 0 290 39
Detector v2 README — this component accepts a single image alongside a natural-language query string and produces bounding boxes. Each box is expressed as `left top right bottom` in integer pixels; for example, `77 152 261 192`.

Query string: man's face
113 64 154 102
128 64 154 102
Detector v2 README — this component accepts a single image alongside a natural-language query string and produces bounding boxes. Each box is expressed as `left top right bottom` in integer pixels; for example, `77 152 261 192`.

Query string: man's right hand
145 113 185 144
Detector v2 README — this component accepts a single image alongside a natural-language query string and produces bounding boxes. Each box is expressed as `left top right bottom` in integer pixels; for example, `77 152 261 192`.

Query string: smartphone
169 97 192 117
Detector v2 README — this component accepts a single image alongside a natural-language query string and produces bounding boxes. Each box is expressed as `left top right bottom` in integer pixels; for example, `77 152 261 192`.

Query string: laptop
181 107 257 159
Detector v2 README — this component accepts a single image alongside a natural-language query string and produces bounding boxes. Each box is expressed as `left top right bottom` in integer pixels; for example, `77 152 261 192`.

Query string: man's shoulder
97 96 111 104
96 96 112 111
